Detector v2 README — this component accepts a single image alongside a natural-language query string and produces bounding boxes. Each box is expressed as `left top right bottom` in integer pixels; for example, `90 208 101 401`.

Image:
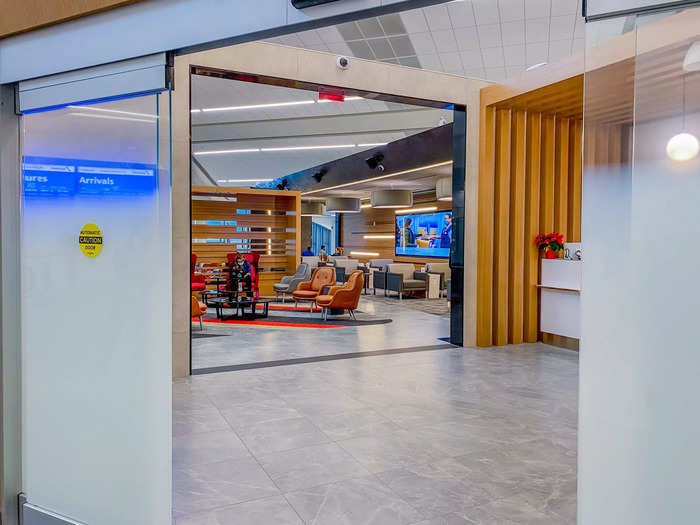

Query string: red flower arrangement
535 232 564 259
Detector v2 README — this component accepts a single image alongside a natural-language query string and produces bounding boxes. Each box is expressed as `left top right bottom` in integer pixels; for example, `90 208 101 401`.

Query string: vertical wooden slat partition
477 76 583 346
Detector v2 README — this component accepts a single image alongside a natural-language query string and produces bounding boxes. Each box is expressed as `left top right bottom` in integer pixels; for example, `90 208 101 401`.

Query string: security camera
366 153 384 170
336 56 350 70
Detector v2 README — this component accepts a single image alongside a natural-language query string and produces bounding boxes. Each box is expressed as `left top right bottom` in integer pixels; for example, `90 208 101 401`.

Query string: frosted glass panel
21 94 171 524
580 8 700 524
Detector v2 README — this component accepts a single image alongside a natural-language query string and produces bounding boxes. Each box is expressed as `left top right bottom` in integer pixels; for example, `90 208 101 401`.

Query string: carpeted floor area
362 292 450 317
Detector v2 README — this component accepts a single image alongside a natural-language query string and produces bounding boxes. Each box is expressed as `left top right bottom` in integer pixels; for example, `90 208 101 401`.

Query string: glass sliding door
20 92 171 524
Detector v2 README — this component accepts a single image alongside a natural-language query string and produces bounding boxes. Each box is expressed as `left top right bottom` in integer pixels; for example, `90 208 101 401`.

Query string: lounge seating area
374 263 427 299
272 262 311 302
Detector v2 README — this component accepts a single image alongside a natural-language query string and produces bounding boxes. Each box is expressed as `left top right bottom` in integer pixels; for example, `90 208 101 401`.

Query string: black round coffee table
207 296 271 320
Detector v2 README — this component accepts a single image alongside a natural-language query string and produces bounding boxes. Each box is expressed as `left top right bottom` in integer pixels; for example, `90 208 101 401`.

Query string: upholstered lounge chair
191 254 206 293
191 295 207 330
425 262 451 297
384 263 427 299
292 266 336 309
273 263 311 302
315 270 364 320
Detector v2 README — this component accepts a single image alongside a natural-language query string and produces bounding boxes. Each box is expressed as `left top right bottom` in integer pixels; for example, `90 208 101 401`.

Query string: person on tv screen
401 217 416 247
440 213 452 249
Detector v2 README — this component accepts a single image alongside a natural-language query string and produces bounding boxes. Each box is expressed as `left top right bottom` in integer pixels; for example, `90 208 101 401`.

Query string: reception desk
539 257 581 350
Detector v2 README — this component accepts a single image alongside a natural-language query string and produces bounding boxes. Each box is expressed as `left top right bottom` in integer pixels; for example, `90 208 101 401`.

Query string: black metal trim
449 105 466 347
192 343 455 374
583 0 699 22
292 0 341 8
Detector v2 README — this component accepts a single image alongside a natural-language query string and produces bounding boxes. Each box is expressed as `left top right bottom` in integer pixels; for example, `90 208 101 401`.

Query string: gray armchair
384 263 427 300
273 263 311 302
424 262 451 296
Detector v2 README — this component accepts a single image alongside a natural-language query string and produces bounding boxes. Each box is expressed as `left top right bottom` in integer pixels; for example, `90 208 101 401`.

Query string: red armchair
191 253 206 293
225 252 261 298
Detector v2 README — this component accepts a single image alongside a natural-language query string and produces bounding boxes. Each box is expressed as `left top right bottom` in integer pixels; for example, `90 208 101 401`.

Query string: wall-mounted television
395 210 452 258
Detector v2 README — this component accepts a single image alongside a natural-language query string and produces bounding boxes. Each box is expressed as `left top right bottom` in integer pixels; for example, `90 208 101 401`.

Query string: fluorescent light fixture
260 144 355 152
302 161 453 196
360 203 372 209
217 178 273 183
357 143 388 147
350 251 380 257
318 96 363 103
69 112 156 124
395 206 438 215
363 235 394 239
202 100 315 112
67 105 157 119
194 148 260 155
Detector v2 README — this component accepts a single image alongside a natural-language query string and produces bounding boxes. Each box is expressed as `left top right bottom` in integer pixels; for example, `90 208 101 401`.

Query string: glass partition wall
20 93 172 524
580 7 700 523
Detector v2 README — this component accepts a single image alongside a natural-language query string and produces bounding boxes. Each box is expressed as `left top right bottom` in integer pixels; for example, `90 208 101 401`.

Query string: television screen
395 210 452 258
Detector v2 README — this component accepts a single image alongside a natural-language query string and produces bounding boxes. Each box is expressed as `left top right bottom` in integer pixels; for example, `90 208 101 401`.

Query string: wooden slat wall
0 0 143 38
477 107 582 347
340 192 452 266
191 187 301 296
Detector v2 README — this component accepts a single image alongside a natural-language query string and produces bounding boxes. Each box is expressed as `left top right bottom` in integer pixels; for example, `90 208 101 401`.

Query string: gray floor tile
172 456 280 517
219 398 303 430
376 464 505 519
257 442 372 492
285 475 424 525
173 406 230 437
174 495 302 524
409 514 478 525
337 429 449 473
236 416 330 456
306 408 403 441
173 429 250 468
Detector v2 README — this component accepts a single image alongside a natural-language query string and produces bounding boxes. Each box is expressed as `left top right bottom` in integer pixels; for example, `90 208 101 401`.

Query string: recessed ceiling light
67 105 157 119
69 112 156 123
260 144 355 152
202 100 316 112
395 206 439 215
526 62 547 71
302 161 453 196
217 178 273 183
194 148 260 155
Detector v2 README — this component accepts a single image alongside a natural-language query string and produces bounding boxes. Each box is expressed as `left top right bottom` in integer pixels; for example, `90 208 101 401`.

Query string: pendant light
667 70 699 161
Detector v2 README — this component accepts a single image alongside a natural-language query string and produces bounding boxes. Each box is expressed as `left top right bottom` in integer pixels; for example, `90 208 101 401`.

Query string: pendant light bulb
666 132 699 161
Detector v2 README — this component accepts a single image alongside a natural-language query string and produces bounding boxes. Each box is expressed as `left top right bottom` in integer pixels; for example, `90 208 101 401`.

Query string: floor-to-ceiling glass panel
21 93 171 524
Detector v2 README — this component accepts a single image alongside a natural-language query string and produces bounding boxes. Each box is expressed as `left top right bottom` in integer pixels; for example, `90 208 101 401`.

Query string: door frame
172 41 488 376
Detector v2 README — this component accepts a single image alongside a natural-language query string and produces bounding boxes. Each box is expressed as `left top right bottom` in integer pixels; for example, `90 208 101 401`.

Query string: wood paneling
339 192 451 266
0 0 142 38
477 84 583 347
191 187 300 296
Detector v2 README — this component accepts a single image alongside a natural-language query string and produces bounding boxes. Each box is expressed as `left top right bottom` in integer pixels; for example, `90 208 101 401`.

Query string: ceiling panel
264 0 584 83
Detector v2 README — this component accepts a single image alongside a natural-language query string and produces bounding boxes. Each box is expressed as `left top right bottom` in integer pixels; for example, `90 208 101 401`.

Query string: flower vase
545 249 558 259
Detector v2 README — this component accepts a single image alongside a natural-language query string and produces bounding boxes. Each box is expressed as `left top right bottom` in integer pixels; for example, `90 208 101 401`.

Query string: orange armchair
292 266 336 308
191 295 207 330
315 270 364 320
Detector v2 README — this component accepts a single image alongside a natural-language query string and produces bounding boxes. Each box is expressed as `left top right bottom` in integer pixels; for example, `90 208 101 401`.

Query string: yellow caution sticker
79 223 103 258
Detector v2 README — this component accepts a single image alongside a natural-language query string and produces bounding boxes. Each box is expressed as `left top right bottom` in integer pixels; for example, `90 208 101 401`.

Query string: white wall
0 0 436 83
